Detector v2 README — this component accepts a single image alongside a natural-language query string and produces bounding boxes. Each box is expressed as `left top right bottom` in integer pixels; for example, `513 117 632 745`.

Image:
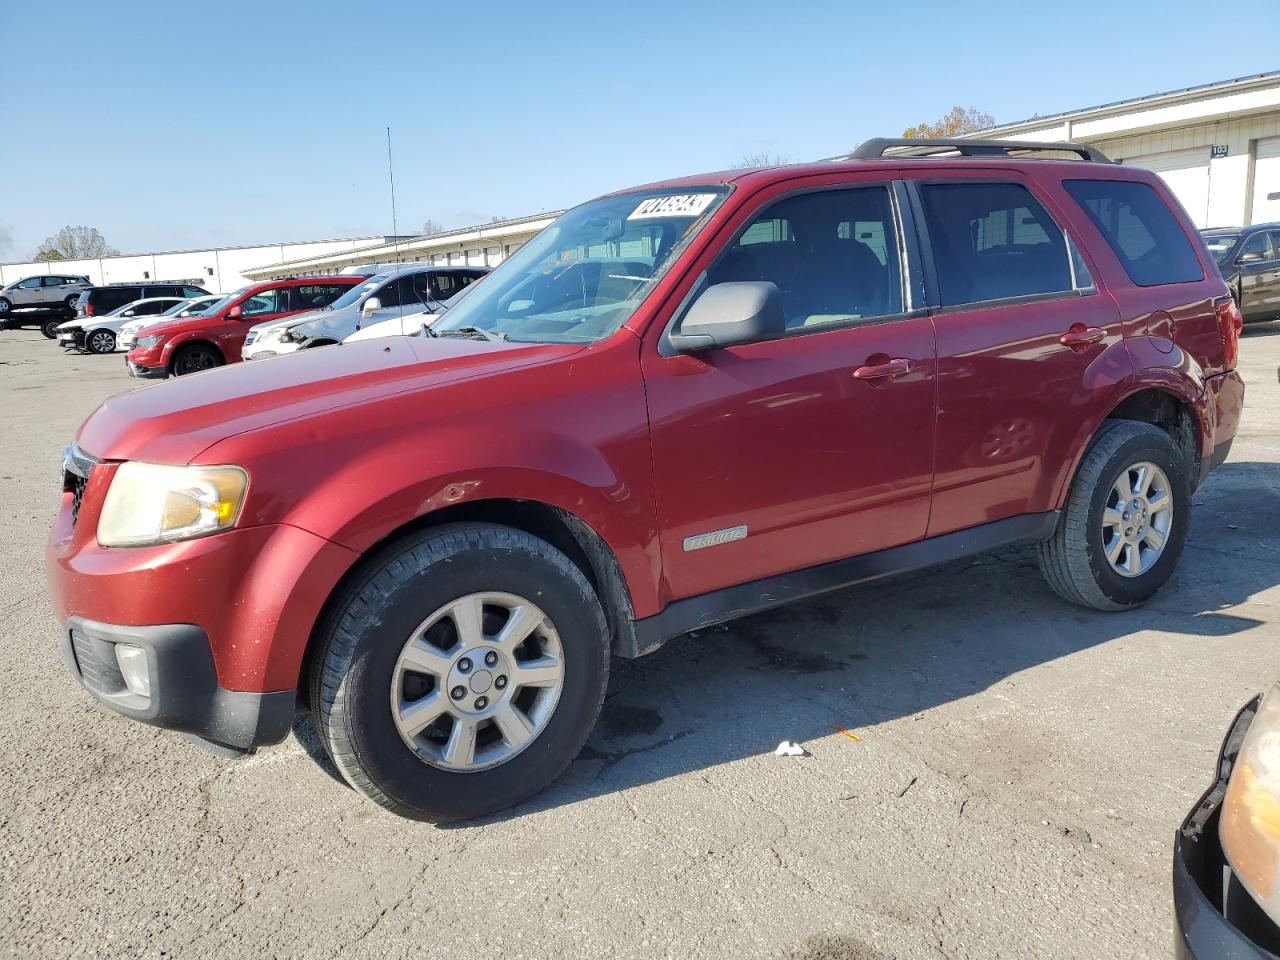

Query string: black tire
86 329 116 354
40 318 61 339
64 296 79 313
1038 420 1191 611
171 343 222 376
0 297 11 316
310 523 610 821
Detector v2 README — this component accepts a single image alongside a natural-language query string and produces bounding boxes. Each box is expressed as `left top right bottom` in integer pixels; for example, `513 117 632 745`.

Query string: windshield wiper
437 325 506 342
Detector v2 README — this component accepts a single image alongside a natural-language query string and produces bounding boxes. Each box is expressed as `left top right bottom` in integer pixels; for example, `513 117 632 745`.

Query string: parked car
57 297 186 353
241 265 486 360
117 295 223 350
75 282 209 320
1174 684 1280 958
123 276 363 378
49 139 1245 822
0 274 90 315
1202 223 1280 323
0 275 93 337
341 288 478 345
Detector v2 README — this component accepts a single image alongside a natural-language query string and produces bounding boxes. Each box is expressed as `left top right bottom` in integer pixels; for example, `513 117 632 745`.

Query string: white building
0 235 404 293
971 71 1280 229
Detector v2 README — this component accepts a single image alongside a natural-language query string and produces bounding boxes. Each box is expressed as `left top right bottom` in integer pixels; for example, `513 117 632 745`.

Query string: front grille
70 629 126 696
62 444 99 526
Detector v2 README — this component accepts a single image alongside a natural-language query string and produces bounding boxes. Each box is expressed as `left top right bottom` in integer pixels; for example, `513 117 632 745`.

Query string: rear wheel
310 523 610 821
86 329 116 354
171 343 222 376
1038 420 1190 610
64 295 79 313
40 318 61 339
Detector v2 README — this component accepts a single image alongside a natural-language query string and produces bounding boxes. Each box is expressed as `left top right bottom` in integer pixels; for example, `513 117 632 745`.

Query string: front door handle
1059 324 1105 348
853 358 911 380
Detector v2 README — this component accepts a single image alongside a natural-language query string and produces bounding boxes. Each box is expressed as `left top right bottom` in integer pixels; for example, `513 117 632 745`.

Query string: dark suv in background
76 282 210 322
1202 223 1280 323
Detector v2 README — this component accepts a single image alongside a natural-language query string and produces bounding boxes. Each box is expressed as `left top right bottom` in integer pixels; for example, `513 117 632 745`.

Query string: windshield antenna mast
386 125 407 333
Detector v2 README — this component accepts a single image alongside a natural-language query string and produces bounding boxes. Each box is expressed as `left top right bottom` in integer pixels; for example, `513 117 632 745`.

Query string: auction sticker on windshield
629 194 718 220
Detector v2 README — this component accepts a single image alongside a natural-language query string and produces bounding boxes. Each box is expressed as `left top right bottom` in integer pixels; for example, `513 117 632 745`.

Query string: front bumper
62 617 295 751
126 359 167 379
1174 699 1280 959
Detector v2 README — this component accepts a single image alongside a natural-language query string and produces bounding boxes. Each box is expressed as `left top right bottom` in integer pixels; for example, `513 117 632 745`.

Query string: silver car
241 264 487 360
0 274 91 314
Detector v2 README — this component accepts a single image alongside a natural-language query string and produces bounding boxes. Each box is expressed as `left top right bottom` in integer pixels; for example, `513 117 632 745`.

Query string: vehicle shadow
292 460 1275 823
1242 320 1280 338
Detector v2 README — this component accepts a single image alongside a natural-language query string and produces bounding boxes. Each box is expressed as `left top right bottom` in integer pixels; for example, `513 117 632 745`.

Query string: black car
76 282 210 322
1175 685 1280 958
1202 224 1280 324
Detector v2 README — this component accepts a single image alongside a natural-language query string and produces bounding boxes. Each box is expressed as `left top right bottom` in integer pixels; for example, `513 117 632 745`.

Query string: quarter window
917 182 1073 307
1063 179 1204 286
706 186 904 331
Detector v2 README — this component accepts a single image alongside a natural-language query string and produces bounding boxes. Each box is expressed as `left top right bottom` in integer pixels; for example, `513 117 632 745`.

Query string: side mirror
1237 250 1265 264
227 305 243 320
669 281 785 353
361 297 382 318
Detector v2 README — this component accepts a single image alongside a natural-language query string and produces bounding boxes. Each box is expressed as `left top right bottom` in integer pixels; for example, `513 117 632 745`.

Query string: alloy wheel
389 592 565 772
1101 460 1173 578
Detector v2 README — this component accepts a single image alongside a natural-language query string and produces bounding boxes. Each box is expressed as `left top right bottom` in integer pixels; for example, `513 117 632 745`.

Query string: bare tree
902 106 996 139
737 151 790 168
420 219 446 236
35 225 118 261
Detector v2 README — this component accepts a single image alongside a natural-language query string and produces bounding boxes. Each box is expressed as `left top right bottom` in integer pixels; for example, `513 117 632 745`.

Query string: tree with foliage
35 225 118 261
737 151 790 168
902 106 996 139
420 219 446 236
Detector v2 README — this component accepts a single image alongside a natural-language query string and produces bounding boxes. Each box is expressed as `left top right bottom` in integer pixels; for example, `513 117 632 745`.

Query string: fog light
114 644 151 698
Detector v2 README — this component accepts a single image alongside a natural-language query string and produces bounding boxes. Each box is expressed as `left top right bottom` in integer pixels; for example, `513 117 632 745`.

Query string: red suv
49 139 1245 821
124 275 363 378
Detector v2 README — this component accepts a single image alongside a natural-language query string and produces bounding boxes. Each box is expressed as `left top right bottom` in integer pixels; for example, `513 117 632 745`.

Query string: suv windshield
1202 232 1240 266
327 275 387 310
433 188 728 343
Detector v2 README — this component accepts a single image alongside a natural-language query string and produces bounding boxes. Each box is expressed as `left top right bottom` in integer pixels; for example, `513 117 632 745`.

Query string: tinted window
135 300 172 315
706 186 903 331
291 284 350 310
94 287 140 312
428 271 480 300
917 182 1072 307
1064 179 1204 286
372 276 407 308
182 286 207 298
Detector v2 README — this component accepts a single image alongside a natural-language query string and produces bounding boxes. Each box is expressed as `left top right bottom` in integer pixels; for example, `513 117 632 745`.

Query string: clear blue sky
4 0 1278 261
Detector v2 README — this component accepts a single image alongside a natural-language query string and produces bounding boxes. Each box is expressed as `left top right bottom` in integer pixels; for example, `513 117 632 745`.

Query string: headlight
1221 683 1280 915
97 462 248 547
136 335 162 349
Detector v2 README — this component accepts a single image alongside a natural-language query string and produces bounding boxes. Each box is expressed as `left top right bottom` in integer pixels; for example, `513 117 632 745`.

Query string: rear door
642 177 937 601
909 172 1122 537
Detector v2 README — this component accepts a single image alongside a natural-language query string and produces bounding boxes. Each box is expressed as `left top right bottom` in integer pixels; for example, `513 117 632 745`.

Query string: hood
248 308 328 336
57 318 85 331
76 336 584 464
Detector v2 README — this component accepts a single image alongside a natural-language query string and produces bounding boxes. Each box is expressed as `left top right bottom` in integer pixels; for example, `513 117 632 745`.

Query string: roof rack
850 138 1112 164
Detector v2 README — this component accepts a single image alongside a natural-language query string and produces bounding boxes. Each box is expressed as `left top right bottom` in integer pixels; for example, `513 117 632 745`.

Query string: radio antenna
386 126 407 332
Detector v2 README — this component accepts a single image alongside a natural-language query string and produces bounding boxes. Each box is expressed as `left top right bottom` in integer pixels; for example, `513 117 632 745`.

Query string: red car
50 138 1245 821
124 275 364 378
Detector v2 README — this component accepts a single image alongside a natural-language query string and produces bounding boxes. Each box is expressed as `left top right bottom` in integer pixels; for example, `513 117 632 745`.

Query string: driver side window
1238 232 1273 263
241 288 281 317
705 186 904 332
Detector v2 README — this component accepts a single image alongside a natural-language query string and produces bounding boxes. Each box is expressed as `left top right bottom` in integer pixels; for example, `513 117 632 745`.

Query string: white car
117 295 222 350
341 307 439 343
57 296 185 353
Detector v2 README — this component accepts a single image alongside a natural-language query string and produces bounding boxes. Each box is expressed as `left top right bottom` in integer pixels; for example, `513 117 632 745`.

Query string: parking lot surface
2 327 1278 960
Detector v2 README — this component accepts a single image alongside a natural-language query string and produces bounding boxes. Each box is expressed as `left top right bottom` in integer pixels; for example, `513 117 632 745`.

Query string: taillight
1215 296 1243 369
85 303 94 317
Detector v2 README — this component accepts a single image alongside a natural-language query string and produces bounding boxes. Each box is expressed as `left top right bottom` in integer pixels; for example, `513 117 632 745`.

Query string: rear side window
1063 179 1204 286
94 287 140 312
291 284 350 310
917 182 1073 307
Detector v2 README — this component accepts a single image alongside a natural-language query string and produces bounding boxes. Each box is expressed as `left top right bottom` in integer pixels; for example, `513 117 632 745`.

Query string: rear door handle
1059 324 1105 348
852 358 911 380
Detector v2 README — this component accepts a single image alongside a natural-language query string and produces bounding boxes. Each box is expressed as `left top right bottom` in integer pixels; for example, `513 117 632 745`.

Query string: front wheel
1038 420 1190 610
171 343 222 376
86 329 116 354
310 523 610 821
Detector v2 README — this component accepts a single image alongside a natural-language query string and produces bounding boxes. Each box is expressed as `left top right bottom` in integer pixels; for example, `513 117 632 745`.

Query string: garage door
1251 137 1280 225
1126 148 1211 228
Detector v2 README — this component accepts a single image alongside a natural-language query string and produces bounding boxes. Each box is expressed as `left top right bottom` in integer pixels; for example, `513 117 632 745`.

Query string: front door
1235 231 1280 322
909 175 1124 537
642 182 937 602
